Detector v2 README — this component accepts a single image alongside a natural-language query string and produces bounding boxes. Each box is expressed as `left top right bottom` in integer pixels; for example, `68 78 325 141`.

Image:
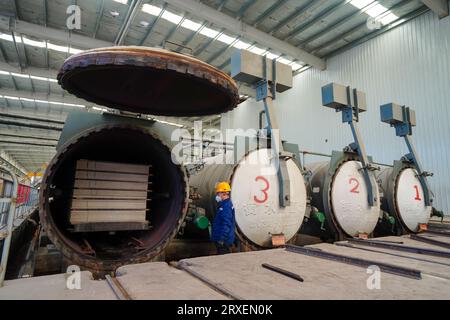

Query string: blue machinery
380 103 433 207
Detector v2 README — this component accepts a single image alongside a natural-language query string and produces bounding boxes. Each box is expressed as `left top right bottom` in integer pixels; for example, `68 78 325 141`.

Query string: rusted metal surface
58 46 239 116
39 123 189 278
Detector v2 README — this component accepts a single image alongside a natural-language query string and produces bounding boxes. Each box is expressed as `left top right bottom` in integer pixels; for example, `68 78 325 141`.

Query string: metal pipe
299 150 393 168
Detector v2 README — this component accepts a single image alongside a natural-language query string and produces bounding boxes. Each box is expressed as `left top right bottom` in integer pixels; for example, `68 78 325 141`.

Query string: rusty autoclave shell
39 121 189 278
40 47 239 277
57 46 239 116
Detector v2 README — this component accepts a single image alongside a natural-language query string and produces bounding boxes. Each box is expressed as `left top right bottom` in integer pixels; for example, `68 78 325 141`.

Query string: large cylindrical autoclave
190 148 308 249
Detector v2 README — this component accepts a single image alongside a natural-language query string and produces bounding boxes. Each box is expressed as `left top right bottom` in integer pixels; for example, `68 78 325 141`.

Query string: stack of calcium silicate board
70 159 151 232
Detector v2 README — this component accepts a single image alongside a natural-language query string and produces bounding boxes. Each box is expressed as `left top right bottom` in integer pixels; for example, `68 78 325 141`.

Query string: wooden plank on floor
76 159 150 174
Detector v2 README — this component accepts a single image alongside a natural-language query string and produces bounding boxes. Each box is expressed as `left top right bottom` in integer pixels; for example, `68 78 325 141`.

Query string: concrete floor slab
309 243 450 280
0 271 116 300
379 236 450 252
116 262 226 300
415 233 450 245
179 249 450 300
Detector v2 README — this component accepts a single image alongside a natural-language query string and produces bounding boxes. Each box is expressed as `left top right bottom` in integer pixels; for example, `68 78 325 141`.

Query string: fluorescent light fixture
0 33 84 55
248 46 266 55
151 119 184 128
290 62 303 71
217 34 236 45
266 52 280 60
10 72 30 79
278 57 293 65
0 33 13 41
379 12 398 25
350 0 374 9
162 11 183 24
47 42 70 52
69 47 83 54
199 27 220 38
349 0 398 25
3 95 20 100
139 5 300 70
23 37 46 48
30 75 58 83
1 94 86 108
0 69 58 83
113 0 128 4
181 19 202 31
93 106 109 112
142 4 162 16
233 40 251 50
366 3 386 17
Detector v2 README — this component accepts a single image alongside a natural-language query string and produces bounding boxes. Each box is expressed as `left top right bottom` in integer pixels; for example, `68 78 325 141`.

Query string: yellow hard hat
215 181 231 193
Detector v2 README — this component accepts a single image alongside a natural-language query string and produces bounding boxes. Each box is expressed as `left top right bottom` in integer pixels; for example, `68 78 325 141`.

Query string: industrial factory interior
0 0 450 307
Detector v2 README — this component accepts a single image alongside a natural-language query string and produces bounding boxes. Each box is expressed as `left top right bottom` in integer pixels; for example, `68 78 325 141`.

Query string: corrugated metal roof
0 0 430 171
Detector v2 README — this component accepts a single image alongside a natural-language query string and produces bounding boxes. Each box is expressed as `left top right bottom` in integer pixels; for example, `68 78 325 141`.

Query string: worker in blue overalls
211 182 235 255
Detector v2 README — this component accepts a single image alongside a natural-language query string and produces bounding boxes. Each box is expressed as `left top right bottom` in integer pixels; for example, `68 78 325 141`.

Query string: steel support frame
256 57 291 207
339 86 378 207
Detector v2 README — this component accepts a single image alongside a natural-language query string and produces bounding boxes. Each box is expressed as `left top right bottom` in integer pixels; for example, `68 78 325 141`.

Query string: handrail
0 165 18 287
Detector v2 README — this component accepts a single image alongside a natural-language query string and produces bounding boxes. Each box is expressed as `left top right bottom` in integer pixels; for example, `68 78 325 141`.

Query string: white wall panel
222 10 450 213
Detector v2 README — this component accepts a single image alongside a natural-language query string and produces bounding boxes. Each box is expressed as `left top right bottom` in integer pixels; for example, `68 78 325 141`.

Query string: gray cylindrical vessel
305 155 380 239
190 148 308 249
376 164 431 233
